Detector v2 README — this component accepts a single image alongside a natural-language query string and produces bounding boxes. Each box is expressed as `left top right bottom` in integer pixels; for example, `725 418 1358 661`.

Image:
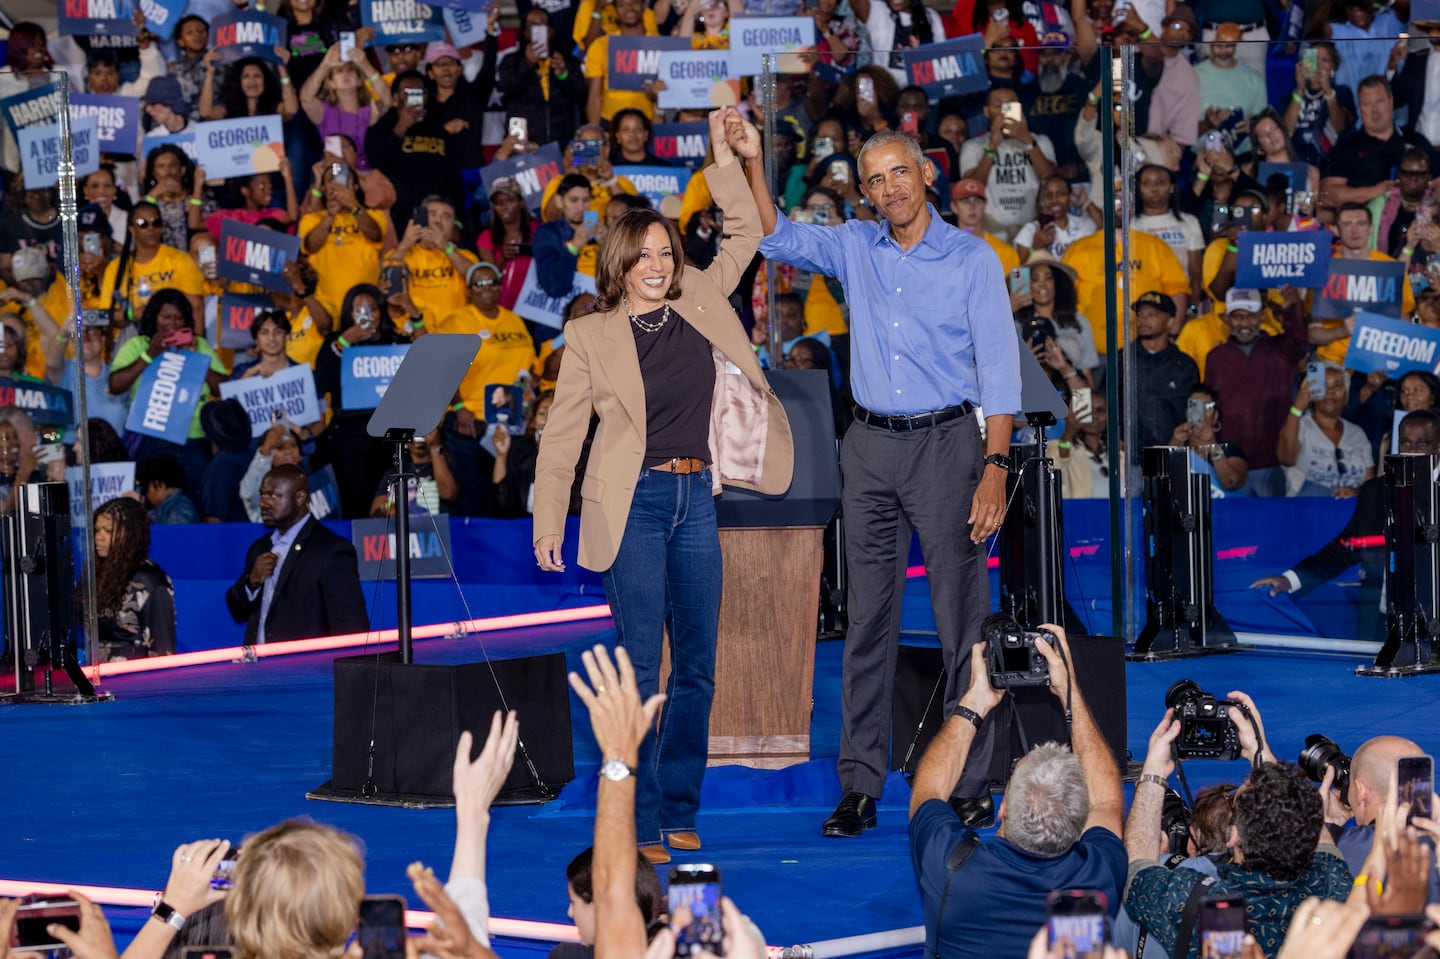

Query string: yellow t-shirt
572 0 660 50
1308 249 1416 365
285 306 325 368
1063 231 1189 354
983 231 1021 276
434 304 537 412
804 275 846 336
99 245 205 320
691 33 730 49
584 35 657 122
403 246 478 329
298 208 389 317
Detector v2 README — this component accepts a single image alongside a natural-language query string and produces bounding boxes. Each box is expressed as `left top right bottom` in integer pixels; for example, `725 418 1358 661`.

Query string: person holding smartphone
958 89 1057 242
1167 388 1249 495
476 179 535 311
392 195 477 331
298 162 388 314
364 72 465 234
299 39 393 174
1277 360 1375 497
497 8 588 148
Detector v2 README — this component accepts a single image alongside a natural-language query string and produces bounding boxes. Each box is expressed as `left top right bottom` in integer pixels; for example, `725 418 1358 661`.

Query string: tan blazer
532 160 795 572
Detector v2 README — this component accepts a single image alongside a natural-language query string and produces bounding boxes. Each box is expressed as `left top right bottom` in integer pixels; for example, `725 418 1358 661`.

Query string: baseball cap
1132 290 1176 316
78 202 112 238
425 42 462 65
1225 288 1263 313
467 261 502 285
1039 31 1070 47
489 177 523 200
1163 4 1199 34
951 178 986 200
11 247 49 284
142 74 190 117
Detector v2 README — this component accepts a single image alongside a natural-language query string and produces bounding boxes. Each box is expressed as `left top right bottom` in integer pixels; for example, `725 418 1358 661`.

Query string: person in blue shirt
739 121 1023 838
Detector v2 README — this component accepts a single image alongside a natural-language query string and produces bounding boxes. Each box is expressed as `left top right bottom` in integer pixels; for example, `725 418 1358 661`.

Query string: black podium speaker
324 651 574 805
892 636 1128 786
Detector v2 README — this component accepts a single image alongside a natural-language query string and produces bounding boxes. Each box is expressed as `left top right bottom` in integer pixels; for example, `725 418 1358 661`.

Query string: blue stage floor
2 601 1436 957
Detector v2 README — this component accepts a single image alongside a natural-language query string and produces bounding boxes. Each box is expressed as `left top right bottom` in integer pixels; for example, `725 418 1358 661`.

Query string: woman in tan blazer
533 109 793 864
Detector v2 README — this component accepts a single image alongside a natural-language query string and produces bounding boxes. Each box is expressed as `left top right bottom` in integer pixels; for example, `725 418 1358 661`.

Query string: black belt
854 402 975 432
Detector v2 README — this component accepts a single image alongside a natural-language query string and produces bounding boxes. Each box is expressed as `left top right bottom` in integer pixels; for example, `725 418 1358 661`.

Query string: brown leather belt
648 457 707 474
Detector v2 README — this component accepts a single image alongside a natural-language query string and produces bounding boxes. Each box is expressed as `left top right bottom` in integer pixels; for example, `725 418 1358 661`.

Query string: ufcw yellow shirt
1062 231 1189 354
99 245 205 319
298 208 389 317
434 304 537 412
403 246 478 329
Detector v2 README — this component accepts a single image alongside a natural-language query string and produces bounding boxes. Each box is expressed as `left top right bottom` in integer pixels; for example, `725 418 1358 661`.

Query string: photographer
1124 692 1352 959
908 626 1126 959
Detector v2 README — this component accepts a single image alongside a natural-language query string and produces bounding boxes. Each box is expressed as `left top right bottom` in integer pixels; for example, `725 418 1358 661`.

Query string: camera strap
931 835 982 959
1173 875 1219 959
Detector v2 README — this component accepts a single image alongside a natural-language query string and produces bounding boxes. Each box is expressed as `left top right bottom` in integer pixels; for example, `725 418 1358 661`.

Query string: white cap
1225 288 1263 313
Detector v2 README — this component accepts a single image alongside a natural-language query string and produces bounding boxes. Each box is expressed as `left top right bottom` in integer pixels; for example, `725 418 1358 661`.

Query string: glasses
471 279 496 288
387 44 420 52
1400 168 1431 178
132 217 159 229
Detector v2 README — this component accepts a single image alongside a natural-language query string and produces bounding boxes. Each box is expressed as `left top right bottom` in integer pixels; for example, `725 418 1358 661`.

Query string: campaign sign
142 129 197 160
902 35 987 99
136 0 188 39
0 381 74 426
1342 311 1440 376
64 462 135 528
1257 161 1309 194
653 121 709 170
70 94 140 154
18 117 99 189
1234 231 1331 289
512 262 596 331
124 350 210 444
217 219 302 292
57 0 139 36
442 5 492 46
308 464 340 519
1415 0 1440 21
360 0 446 45
612 164 692 208
217 292 271 349
479 141 562 214
657 49 733 109
340 344 409 410
1313 258 1408 319
607 35 691 93
0 82 62 139
212 10 288 64
728 17 816 75
353 515 454 578
219 364 321 437
194 115 285 179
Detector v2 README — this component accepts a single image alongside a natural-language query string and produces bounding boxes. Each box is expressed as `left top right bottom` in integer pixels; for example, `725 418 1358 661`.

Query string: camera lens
1164 679 1203 710
1298 734 1352 803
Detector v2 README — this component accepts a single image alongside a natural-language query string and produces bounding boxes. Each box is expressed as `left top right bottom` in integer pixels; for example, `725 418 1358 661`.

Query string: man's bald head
1351 735 1425 824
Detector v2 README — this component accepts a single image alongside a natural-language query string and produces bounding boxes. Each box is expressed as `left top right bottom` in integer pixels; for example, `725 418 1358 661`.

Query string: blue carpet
2 604 1436 957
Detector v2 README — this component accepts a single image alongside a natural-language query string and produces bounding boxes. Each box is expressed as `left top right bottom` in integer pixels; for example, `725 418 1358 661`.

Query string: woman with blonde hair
300 41 392 173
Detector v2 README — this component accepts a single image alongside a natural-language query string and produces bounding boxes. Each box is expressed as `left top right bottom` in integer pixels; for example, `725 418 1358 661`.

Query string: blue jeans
602 468 722 846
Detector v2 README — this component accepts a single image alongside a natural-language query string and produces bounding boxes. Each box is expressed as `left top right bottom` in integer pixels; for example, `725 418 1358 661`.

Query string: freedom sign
1343 312 1440 376
352 515 454 578
340 344 409 410
656 49 733 109
217 219 301 292
124 350 210 445
64 462 135 528
653 121 709 170
360 0 446 45
479 142 562 214
213 10 287 64
606 36 691 93
0 380 74 427
57 0 138 36
136 0 189 40
0 83 62 139
1233 232 1331 289
219 364 321 437
18 117 99 189
70 94 140 154
194 115 285 180
902 35 987 99
612 164 692 208
216 292 273 349
1313 258 1408 319
728 17 816 75
512 262 596 331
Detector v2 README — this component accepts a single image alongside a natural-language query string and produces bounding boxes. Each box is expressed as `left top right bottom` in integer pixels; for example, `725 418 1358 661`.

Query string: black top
1324 126 1437 189
630 305 714 469
98 561 177 659
1115 342 1200 451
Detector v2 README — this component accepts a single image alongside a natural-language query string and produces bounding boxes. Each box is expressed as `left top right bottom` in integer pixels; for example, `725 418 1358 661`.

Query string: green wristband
1290 406 1303 417
1226 243 1238 253
337 335 351 349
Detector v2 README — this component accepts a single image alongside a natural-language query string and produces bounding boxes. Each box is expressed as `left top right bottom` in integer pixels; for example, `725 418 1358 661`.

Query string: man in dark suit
225 465 369 645
1250 410 1440 642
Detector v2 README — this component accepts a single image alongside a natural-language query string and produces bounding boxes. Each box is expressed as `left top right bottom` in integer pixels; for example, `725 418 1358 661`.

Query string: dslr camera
1298 734 1352 806
984 612 1053 688
1165 680 1244 761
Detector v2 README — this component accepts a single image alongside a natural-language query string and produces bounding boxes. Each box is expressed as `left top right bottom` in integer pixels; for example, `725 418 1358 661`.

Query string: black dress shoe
948 793 995 829
822 791 878 837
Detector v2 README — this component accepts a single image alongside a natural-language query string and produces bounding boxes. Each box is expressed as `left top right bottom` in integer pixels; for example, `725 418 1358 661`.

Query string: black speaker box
329 652 574 802
892 635 1128 786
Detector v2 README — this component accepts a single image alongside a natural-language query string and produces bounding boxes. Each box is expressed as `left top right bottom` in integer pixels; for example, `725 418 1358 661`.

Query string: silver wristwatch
599 758 636 782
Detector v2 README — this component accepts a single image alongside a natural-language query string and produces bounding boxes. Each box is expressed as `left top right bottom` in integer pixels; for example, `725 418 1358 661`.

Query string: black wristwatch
152 901 186 931
983 453 1013 473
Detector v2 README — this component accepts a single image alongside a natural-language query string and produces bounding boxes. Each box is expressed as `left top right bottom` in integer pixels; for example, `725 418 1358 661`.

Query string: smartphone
355 304 376 329
404 87 425 109
162 327 195 350
669 865 724 958
992 6 1009 21
509 116 528 143
382 263 408 293
813 136 835 160
829 160 849 183
1203 130 1225 153
412 204 430 228
857 75 875 106
1350 915 1428 959
1002 101 1023 126
357 895 407 959
211 846 239 890
331 161 350 188
1197 895 1247 959
582 209 599 231
324 134 344 158
1210 204 1230 236
901 111 919 135
1071 386 1094 425
1008 266 1031 297
530 23 549 59
812 205 830 225
1187 396 1207 426
83 232 102 256
338 30 355 59
790 207 813 224
1397 755 1434 822
197 243 218 278
13 896 81 952
1301 47 1318 72
1046 890 1107 959
571 138 603 169
33 442 64 465
1306 360 1327 399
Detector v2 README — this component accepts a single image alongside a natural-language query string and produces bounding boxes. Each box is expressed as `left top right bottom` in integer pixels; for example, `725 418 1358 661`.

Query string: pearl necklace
626 295 670 333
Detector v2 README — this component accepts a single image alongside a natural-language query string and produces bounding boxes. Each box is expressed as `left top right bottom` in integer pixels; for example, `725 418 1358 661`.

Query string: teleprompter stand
309 334 570 807
1356 453 1440 678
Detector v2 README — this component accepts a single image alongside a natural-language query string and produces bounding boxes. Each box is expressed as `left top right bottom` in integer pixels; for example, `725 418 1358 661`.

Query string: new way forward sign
218 364 321 436
1234 231 1330 289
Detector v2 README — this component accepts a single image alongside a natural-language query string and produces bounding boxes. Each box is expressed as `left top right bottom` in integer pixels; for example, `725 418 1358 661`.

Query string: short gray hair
857 129 926 182
1004 742 1090 855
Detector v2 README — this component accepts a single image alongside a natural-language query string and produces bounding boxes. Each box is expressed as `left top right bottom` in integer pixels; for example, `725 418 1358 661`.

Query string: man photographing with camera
908 624 1126 959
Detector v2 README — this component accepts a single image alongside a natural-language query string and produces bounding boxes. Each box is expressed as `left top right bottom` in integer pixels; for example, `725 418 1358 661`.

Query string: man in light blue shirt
735 120 1022 838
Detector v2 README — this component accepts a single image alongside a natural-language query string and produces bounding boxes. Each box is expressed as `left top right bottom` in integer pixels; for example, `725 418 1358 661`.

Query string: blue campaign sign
193 114 285 179
612 164 692 207
1413 0 1440 22
479 141 562 214
307 464 340 519
657 49 733 110
213 10 288 64
1257 161 1309 193
1343 311 1440 376
142 128 197 160
607 35 691 93
352 514 454 578
340 344 410 410
124 350 210 445
728 17 816 75
360 0 445 45
1234 231 1331 289
652 121 709 170
58 0 139 36
902 36 987 99
70 93 140 154
442 5 492 46
217 219 302 292
18 116 100 189
136 0 188 39
0 82 62 139
1313 257 1408 319
0 380 74 426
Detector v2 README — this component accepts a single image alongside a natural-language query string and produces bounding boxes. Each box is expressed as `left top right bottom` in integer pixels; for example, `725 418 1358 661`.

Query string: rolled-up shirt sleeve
759 210 850 282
